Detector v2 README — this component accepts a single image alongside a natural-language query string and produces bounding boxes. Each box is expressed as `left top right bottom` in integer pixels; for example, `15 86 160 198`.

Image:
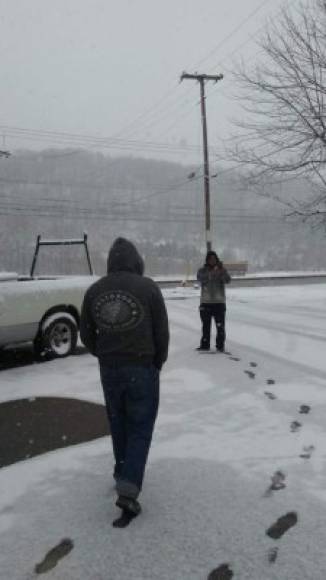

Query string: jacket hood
107 237 144 275
205 250 220 265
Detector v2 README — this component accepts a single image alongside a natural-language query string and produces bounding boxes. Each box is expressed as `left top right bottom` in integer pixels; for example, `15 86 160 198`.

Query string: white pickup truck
0 234 98 359
0 272 96 358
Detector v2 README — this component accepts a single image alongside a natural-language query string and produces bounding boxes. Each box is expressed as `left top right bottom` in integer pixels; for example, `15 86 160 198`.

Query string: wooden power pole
180 72 223 252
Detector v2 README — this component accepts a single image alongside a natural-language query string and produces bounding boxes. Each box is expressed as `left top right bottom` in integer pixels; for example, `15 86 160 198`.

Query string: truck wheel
35 314 78 359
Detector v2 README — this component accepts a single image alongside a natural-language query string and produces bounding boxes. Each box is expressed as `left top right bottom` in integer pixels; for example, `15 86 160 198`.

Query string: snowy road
1 284 326 579
168 284 326 375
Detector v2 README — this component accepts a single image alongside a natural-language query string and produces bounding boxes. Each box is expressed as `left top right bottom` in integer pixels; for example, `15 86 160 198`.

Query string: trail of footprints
206 352 313 575
227 350 314 462
33 353 313 579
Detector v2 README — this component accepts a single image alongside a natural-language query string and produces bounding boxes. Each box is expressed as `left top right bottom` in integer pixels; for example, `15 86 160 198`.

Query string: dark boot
116 496 142 516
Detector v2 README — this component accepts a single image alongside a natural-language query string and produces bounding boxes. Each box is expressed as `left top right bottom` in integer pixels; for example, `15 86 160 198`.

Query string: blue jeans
199 303 226 350
99 363 160 499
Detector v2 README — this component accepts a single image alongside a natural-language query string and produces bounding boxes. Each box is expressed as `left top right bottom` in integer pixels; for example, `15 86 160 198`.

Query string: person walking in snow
80 237 169 526
196 251 231 352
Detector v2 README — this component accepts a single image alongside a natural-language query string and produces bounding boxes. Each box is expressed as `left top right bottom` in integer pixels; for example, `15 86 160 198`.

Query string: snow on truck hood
0 272 19 282
0 276 99 295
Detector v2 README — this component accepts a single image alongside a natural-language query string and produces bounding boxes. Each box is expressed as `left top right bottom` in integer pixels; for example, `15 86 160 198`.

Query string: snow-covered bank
1 283 326 579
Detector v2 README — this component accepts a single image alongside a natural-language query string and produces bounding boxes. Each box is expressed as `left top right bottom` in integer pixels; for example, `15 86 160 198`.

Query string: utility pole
180 72 223 252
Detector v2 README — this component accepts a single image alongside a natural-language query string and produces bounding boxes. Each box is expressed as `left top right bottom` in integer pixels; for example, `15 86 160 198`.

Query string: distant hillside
0 149 325 275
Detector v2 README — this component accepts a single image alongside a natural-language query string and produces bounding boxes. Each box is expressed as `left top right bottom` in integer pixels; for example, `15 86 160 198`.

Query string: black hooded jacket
80 238 169 370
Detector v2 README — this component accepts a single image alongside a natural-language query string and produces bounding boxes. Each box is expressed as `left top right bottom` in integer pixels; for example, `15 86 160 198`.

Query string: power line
0 174 198 192
0 175 205 210
107 3 269 141
187 0 272 72
0 161 257 209
154 0 289 145
105 0 281 143
203 0 296 100
3 1 284 163
0 191 284 218
131 172 205 204
107 84 183 140
0 203 285 223
0 125 202 155
0 169 206 202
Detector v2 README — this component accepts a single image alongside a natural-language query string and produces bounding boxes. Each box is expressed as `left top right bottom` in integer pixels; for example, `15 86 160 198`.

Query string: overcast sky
0 0 284 163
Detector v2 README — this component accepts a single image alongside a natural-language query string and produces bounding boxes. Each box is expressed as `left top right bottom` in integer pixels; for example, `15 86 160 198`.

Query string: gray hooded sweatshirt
197 264 231 304
80 237 169 370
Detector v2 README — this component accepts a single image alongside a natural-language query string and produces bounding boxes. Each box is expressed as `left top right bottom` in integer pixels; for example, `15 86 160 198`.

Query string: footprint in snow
264 470 286 497
244 370 255 379
267 546 279 564
267 379 275 385
264 391 277 400
35 538 74 574
208 563 234 580
290 420 302 433
266 512 298 540
250 361 258 367
299 404 311 414
300 445 315 459
229 356 240 362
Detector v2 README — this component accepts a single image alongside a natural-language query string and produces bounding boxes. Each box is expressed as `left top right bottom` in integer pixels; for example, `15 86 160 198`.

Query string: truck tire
35 313 78 359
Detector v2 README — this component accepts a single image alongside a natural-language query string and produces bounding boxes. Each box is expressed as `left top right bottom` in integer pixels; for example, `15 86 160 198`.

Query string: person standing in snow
80 237 169 526
196 251 231 352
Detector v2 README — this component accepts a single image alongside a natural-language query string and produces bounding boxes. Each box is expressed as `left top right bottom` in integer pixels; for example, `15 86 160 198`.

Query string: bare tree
230 0 326 225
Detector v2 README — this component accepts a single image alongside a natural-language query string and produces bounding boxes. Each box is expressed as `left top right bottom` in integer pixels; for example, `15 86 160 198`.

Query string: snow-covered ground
1 283 326 579
153 270 326 282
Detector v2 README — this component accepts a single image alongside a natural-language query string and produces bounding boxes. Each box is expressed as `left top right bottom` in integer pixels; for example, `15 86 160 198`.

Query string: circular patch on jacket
93 291 144 332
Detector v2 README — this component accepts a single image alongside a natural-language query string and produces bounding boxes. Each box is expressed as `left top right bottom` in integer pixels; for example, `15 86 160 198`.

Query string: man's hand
214 262 223 271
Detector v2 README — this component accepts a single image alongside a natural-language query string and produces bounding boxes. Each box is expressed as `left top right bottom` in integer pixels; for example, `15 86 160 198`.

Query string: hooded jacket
80 238 169 370
197 251 231 304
